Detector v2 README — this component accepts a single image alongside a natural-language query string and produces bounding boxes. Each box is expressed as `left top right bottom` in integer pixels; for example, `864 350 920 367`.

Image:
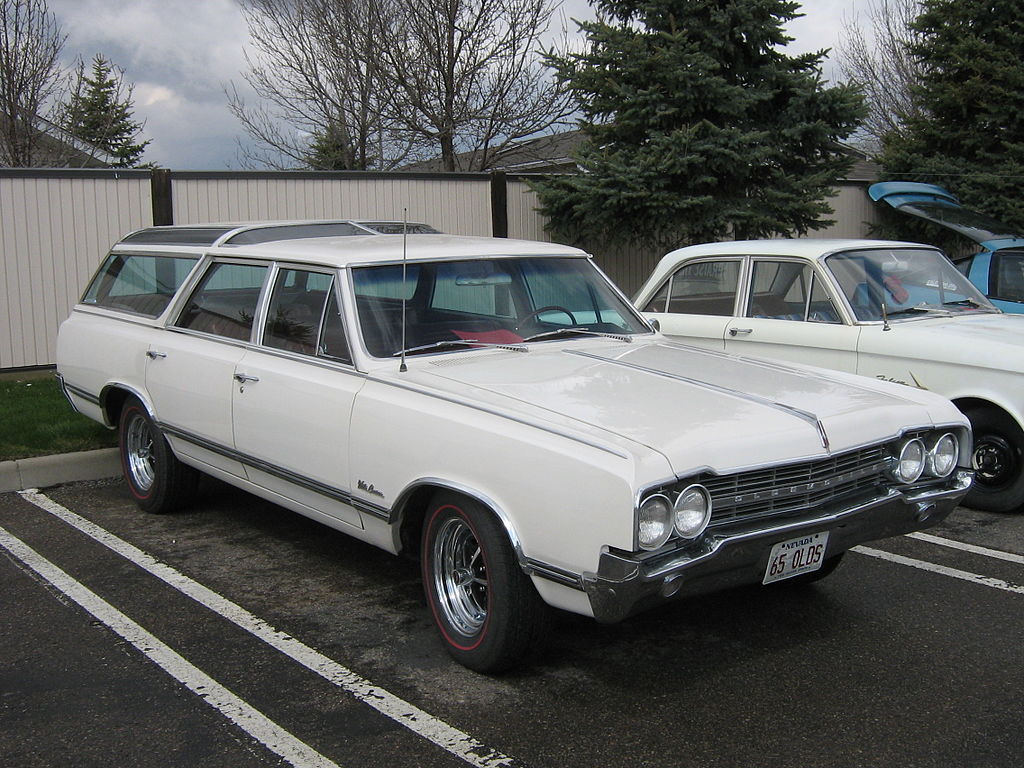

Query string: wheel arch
99 383 153 428
394 478 525 566
951 396 1022 429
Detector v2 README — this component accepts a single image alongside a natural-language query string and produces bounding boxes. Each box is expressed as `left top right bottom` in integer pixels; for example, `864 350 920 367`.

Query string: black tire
118 396 198 514
421 492 548 673
769 552 846 587
963 406 1024 513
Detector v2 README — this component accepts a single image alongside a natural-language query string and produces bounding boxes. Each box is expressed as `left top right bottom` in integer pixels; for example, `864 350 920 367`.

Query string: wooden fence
0 168 877 370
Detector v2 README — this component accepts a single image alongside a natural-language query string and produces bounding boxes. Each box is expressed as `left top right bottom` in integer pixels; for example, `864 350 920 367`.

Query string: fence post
151 168 173 225
490 170 508 238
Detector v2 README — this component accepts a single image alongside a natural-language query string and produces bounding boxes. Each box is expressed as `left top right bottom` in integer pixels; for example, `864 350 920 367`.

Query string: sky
45 0 869 170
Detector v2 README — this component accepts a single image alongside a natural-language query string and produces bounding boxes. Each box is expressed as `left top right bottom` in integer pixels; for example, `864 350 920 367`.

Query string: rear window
82 253 198 317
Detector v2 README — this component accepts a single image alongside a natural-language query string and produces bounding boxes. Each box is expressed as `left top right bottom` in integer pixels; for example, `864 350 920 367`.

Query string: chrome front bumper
582 470 973 623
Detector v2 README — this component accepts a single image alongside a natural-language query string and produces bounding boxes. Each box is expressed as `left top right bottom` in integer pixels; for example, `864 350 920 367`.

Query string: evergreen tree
61 55 149 167
305 121 364 170
533 0 865 251
877 0 1024 231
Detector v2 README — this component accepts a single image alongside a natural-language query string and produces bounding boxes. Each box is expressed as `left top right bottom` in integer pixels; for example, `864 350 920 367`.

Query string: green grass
0 374 118 461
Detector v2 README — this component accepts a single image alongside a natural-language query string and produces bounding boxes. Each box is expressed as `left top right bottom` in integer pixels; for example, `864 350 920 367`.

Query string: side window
807 274 841 323
263 268 333 355
747 261 808 319
991 252 1024 302
641 280 670 313
82 253 198 317
664 260 741 316
318 290 352 363
746 261 840 323
175 262 268 341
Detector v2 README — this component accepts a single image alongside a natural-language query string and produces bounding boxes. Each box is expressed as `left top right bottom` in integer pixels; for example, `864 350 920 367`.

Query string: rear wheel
421 492 548 673
963 406 1024 513
118 396 197 514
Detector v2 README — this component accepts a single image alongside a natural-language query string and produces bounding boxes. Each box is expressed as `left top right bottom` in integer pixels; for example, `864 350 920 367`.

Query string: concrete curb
0 448 121 493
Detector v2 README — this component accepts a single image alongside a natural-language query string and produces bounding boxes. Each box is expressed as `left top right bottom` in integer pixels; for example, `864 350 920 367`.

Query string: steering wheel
516 305 578 331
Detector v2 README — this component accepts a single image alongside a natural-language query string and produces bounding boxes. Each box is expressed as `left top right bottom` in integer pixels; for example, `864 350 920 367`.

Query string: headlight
893 438 926 483
927 433 958 478
638 494 673 550
673 484 712 539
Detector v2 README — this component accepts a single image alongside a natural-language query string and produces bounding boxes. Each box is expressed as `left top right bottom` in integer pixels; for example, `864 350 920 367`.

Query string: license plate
763 531 829 584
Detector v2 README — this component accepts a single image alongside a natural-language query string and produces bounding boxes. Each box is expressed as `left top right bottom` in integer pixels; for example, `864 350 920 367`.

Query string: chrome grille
700 444 892 529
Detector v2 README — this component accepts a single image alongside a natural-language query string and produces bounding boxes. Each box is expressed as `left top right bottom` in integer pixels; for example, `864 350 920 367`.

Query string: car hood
410 339 952 478
869 311 1024 370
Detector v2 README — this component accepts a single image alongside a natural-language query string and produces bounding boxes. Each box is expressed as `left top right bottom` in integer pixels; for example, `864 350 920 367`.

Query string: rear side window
82 253 198 317
653 259 741 316
175 262 269 341
991 252 1024 302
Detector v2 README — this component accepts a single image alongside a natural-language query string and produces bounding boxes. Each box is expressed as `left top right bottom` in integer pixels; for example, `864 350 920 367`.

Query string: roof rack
117 219 442 248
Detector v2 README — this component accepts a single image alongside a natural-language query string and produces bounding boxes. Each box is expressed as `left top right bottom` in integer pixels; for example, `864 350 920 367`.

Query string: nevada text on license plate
763 531 829 584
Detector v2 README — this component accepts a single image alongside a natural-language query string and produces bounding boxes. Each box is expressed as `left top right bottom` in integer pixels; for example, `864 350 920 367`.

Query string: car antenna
399 209 409 372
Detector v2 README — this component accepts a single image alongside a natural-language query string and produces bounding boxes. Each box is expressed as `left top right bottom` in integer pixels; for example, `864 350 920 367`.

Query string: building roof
402 130 880 181
401 131 585 174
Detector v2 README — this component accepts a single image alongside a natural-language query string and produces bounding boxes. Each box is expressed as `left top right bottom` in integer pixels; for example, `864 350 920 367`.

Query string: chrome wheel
125 412 156 491
431 517 488 637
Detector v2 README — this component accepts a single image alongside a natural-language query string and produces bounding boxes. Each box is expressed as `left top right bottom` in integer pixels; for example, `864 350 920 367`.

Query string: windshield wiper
522 327 633 343
943 297 994 310
884 305 944 318
392 339 527 357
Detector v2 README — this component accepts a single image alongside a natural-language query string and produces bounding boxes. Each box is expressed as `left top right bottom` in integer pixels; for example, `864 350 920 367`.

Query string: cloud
48 0 252 168
43 0 864 169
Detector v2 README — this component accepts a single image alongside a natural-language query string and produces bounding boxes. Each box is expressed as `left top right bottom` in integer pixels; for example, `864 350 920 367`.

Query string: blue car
869 181 1024 313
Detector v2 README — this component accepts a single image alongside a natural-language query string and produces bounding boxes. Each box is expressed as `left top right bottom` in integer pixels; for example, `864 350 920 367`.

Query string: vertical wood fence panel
170 173 494 236
0 172 152 369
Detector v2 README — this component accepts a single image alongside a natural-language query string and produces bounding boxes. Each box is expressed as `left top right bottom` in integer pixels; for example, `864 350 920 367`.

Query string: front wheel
421 492 548 673
118 396 198 514
963 406 1024 513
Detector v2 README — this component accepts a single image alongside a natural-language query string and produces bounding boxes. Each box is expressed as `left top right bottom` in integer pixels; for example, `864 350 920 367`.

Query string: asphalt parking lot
2 476 1022 768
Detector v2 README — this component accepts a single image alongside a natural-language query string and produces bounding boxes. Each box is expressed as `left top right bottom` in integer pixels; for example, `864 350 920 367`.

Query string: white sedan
636 238 1024 513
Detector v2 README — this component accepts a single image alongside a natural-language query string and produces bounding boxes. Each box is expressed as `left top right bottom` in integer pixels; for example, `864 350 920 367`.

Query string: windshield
351 256 649 357
826 247 997 321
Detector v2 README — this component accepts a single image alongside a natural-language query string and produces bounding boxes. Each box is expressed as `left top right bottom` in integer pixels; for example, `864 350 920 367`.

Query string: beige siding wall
1 172 879 369
810 184 879 239
172 175 493 236
1 175 151 369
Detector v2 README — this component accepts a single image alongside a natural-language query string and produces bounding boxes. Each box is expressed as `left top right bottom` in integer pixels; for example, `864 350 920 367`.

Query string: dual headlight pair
637 484 711 551
891 432 959 484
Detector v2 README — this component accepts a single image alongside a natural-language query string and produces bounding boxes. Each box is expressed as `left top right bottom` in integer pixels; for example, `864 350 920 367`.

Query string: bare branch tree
381 0 573 171
0 0 65 166
837 0 924 154
228 0 414 170
228 0 571 171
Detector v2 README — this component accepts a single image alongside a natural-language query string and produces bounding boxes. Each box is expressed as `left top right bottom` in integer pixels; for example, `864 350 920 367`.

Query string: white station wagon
635 238 1024 514
58 222 972 671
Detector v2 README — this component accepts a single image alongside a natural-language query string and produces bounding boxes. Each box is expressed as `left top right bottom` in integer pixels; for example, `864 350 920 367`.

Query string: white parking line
18 490 520 768
853 546 1024 595
0 525 341 768
906 531 1024 566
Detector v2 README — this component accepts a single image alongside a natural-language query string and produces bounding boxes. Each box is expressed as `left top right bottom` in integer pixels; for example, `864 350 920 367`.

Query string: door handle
233 373 259 383
729 328 753 337
146 350 167 359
